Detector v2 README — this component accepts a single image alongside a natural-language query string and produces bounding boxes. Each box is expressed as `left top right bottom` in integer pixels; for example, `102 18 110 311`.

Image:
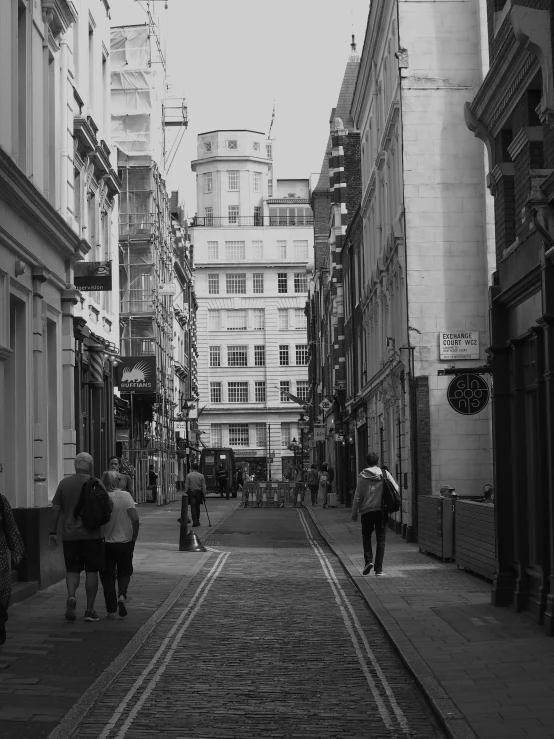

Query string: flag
275 387 311 407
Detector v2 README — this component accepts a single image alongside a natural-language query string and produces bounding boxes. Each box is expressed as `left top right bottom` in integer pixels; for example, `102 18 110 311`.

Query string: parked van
200 448 237 497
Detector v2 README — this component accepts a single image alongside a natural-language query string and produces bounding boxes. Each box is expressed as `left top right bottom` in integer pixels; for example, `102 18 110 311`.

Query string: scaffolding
118 154 176 503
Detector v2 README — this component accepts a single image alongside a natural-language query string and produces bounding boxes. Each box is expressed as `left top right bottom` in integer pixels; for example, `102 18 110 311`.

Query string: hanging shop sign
439 331 479 360
313 425 326 441
319 398 333 412
158 282 176 296
117 356 157 393
356 407 367 428
174 421 187 432
447 373 489 415
116 428 129 442
74 261 112 291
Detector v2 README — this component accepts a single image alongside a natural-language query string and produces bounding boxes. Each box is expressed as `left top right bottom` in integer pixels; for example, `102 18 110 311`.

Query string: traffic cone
273 488 279 507
249 489 255 505
296 491 302 508
179 531 207 552
262 489 268 507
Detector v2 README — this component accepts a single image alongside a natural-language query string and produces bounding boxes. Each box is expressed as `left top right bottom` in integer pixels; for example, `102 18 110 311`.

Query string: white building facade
350 0 494 533
190 131 312 480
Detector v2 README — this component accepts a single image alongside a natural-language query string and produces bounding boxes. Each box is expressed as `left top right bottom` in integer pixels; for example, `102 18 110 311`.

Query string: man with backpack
49 453 113 623
351 452 400 577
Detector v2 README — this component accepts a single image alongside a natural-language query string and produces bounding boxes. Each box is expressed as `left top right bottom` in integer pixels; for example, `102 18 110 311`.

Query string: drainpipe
60 33 68 219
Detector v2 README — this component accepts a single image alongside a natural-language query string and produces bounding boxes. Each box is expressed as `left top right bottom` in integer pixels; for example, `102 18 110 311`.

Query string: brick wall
415 376 432 497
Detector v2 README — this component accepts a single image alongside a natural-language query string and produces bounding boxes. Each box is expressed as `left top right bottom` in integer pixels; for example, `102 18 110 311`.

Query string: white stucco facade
351 0 494 508
191 131 312 480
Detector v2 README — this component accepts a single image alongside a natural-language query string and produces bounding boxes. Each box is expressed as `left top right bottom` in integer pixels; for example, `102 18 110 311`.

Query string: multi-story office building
190 131 312 480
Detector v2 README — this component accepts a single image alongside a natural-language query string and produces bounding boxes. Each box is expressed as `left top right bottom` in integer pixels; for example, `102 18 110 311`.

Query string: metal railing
191 215 314 228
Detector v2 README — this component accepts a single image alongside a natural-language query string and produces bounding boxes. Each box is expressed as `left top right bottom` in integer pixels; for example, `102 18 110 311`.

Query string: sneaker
65 597 77 622
106 612 117 620
84 610 100 622
118 595 128 618
375 571 385 577
363 562 374 576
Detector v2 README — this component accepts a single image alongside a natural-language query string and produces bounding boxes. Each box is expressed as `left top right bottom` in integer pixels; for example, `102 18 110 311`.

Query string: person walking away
216 463 229 500
306 465 319 506
318 464 330 507
49 453 113 622
148 465 158 503
351 452 399 577
0 495 25 645
108 456 134 498
184 463 207 527
99 471 139 619
293 466 305 507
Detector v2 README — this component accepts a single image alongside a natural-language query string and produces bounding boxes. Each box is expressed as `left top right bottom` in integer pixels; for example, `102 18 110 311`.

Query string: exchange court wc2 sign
117 356 157 393
439 331 479 360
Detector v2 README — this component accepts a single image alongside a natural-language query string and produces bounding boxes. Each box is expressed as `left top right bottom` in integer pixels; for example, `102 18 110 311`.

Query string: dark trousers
308 485 318 505
99 541 134 614
189 491 203 525
218 479 228 499
361 511 387 572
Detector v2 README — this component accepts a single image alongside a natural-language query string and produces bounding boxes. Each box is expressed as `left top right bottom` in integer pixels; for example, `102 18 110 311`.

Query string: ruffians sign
117 356 156 393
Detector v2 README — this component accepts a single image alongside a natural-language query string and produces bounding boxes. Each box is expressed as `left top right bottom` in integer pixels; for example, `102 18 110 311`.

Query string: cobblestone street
69 508 444 739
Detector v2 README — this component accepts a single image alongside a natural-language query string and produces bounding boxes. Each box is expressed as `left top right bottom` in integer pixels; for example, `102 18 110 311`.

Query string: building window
254 345 265 366
228 383 249 403
209 346 221 367
253 273 264 293
253 141 260 151
254 206 262 225
256 423 266 446
252 240 263 259
280 381 291 402
227 346 248 367
225 241 245 260
211 423 222 446
205 172 213 193
294 240 309 260
278 309 289 330
227 309 247 331
296 381 310 401
205 206 214 226
205 141 212 152
279 345 289 366
226 273 246 294
281 422 291 448
277 240 287 259
208 310 220 331
208 241 219 260
252 308 265 330
268 179 273 197
210 382 222 403
296 345 309 365
228 170 239 190
278 273 288 293
228 205 239 224
208 274 219 294
255 381 266 402
229 422 249 445
253 172 261 192
294 273 308 293
294 308 307 330
266 143 273 159
227 140 238 150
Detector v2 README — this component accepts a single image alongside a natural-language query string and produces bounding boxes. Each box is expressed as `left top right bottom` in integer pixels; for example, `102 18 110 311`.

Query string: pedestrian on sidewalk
216 463 229 500
49 453 113 623
108 456 134 498
184 462 207 527
148 465 158 504
318 464 331 507
351 452 399 577
306 464 319 506
99 471 139 619
0 494 25 645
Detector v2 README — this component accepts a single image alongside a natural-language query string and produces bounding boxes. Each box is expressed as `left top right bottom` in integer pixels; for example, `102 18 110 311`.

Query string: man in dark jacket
184 463 207 526
216 463 229 500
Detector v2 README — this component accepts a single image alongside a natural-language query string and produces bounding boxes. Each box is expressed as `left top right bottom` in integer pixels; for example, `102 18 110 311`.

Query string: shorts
63 539 105 573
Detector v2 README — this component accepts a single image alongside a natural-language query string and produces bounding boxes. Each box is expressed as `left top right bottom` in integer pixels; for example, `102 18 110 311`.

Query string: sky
111 0 370 217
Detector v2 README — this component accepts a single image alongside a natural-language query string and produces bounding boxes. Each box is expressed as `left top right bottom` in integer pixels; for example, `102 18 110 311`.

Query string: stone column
61 289 80 475
31 268 48 505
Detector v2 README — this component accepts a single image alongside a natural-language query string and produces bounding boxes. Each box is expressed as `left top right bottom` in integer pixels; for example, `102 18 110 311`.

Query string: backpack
319 472 329 486
381 472 401 514
74 477 112 530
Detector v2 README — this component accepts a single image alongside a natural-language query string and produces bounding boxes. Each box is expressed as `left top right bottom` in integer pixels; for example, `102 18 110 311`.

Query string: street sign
158 282 176 296
314 425 325 441
139 450 148 460
439 331 479 360
447 373 489 415
319 398 333 412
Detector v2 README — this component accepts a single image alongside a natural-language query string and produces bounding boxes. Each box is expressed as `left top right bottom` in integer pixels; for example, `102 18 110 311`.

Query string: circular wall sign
447 373 489 415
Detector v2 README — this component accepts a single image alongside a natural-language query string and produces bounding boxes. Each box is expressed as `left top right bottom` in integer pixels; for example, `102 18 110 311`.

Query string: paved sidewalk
0 496 235 739
307 504 554 739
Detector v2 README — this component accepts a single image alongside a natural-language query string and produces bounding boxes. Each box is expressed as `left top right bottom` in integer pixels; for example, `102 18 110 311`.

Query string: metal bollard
179 494 189 551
